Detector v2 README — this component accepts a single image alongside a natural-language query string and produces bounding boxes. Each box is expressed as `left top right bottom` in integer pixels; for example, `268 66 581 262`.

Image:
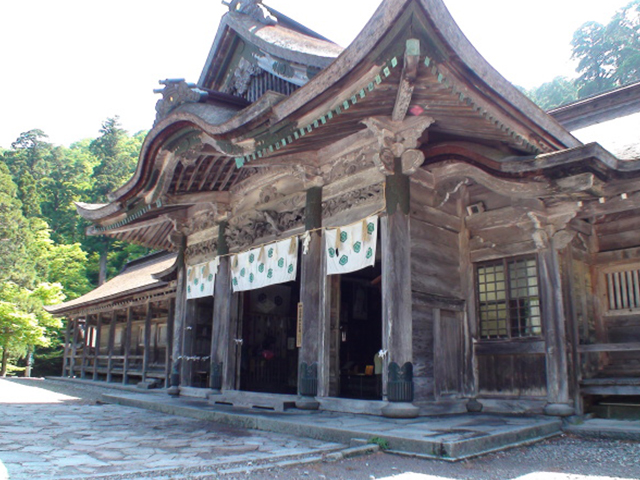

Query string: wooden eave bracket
362 116 434 176
392 39 421 122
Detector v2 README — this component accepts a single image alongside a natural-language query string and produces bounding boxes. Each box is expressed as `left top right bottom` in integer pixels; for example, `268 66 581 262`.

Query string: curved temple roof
76 0 636 250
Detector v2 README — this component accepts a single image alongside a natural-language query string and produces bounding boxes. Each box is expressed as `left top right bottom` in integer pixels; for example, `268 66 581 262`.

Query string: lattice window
605 267 640 312
476 256 542 339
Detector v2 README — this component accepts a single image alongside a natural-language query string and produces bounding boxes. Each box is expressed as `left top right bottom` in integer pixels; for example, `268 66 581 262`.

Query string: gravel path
235 435 640 480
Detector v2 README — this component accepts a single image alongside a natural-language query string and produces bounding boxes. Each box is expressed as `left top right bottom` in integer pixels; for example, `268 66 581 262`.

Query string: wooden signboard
297 302 303 348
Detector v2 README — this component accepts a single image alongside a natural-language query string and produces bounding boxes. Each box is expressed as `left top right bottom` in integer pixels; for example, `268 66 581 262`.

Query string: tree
528 77 579 110
90 117 139 201
87 117 142 285
0 282 64 376
0 161 34 286
572 1 640 98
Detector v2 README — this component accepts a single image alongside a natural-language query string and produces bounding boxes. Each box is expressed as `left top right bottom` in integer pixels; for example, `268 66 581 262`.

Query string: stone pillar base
296 396 320 410
382 402 419 418
167 385 180 397
544 403 575 417
466 398 483 413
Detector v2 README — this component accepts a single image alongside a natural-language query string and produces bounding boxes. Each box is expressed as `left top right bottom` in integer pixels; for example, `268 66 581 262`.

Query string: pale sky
0 0 632 149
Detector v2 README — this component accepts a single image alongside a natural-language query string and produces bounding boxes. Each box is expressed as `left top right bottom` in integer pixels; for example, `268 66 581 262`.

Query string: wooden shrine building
54 0 640 418
50 252 177 386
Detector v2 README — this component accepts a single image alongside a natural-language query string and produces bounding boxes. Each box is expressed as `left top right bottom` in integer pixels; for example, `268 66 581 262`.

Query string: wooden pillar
537 233 575 416
106 312 117 383
381 157 418 418
181 301 197 387
70 317 80 378
93 314 102 381
62 318 72 376
142 302 153 383
165 298 175 388
122 307 133 385
168 232 187 396
80 318 90 379
363 115 431 418
457 187 480 409
210 222 231 392
296 186 327 409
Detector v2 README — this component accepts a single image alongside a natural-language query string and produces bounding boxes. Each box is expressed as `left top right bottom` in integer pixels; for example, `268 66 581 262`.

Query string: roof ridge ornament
223 0 277 25
153 79 204 126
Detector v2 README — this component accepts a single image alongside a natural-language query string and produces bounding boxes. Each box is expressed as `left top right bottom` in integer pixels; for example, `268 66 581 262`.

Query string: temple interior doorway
333 261 383 400
238 283 300 394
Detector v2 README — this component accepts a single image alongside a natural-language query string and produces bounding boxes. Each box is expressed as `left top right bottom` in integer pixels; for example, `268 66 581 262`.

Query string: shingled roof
47 252 177 315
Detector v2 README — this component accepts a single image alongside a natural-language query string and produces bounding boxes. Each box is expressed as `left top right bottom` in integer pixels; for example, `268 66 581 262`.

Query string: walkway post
93 314 102 381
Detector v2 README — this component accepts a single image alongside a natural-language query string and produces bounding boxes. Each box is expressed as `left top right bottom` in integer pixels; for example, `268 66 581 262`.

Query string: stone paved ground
0 379 343 480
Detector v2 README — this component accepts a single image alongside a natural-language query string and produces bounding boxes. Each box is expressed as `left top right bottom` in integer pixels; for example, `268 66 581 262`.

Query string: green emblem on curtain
339 255 349 266
267 269 273 279
328 247 336 258
340 231 348 243
233 278 238 286
240 268 246 277
366 247 373 259
268 248 274 258
208 274 213 282
288 264 294 274
249 253 255 263
194 278 199 285
187 286 191 294
200 284 204 292
249 273 254 283
259 263 265 273
367 222 375 235
353 241 362 253
278 258 284 268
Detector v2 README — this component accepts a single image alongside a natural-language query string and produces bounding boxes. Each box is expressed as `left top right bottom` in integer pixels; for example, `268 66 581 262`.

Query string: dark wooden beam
164 191 230 206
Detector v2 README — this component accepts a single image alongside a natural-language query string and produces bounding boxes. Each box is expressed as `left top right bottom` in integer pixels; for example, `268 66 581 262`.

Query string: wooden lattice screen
605 268 640 312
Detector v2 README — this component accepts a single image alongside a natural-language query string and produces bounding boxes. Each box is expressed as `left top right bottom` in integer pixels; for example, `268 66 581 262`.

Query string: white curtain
325 215 378 275
231 237 298 292
186 258 219 299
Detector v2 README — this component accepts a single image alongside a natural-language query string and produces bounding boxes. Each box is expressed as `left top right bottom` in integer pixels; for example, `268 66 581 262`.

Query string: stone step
101 391 562 461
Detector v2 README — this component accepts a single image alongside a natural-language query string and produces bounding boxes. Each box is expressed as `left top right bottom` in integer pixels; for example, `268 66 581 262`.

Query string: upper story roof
75 0 640 251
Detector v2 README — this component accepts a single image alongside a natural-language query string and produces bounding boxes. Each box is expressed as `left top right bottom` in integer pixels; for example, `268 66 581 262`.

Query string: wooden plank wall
477 354 547 396
412 304 434 400
410 184 463 400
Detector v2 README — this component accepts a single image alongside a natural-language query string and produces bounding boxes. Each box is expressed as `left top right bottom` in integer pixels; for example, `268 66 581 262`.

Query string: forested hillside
0 118 149 376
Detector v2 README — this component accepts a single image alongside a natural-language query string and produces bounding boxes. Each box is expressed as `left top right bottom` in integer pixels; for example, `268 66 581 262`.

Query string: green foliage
0 161 33 286
524 1 640 108
0 118 148 375
90 117 140 202
0 281 64 375
368 437 389 450
527 77 579 110
571 0 640 98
